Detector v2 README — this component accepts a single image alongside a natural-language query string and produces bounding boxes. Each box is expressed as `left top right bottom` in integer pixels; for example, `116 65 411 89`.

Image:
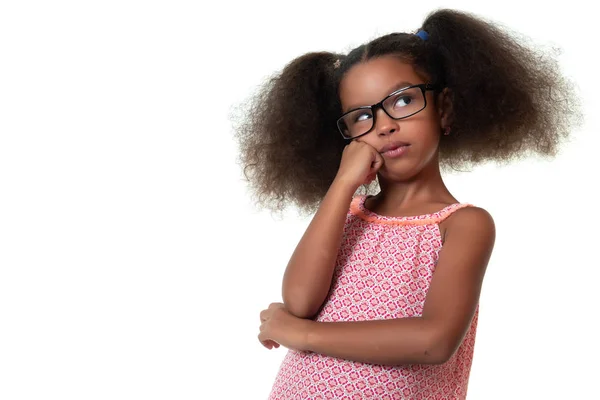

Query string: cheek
406 127 441 158
356 137 378 149
418 129 441 147
407 120 440 143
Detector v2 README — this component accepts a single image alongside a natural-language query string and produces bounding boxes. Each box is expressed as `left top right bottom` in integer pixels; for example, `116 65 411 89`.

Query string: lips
380 142 410 153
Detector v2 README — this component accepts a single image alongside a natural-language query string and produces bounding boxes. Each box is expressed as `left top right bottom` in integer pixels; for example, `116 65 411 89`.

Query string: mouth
380 142 410 153
381 144 410 158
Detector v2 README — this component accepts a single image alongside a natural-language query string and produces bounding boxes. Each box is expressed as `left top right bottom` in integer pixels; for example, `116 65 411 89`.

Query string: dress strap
433 203 477 224
349 195 476 226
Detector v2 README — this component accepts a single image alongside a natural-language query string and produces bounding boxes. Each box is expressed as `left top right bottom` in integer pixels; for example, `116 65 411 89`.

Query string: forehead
339 56 427 111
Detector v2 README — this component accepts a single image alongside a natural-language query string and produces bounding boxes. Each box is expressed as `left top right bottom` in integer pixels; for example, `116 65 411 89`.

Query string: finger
260 309 268 322
258 333 278 350
371 152 385 171
258 334 272 349
262 341 273 350
258 332 267 345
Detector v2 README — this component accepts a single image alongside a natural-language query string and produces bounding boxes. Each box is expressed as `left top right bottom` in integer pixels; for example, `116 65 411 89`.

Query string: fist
335 141 384 189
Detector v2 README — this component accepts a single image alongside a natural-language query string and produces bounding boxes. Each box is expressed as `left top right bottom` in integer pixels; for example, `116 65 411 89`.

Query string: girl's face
338 56 447 181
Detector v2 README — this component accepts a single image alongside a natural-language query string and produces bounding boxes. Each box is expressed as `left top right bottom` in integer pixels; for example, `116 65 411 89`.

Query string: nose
374 107 399 137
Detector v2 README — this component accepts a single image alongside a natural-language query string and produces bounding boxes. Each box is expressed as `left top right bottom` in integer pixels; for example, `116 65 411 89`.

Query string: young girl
234 8 580 400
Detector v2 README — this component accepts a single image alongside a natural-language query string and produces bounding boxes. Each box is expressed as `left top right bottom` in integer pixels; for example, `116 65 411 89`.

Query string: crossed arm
258 181 496 366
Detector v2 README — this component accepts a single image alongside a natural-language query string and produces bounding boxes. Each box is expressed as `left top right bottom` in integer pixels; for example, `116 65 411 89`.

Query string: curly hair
231 9 582 215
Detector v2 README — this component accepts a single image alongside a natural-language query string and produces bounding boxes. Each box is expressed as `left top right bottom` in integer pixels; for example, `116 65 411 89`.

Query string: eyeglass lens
339 86 425 138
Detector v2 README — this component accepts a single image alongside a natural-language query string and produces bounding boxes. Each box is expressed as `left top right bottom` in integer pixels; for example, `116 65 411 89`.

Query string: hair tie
415 29 429 41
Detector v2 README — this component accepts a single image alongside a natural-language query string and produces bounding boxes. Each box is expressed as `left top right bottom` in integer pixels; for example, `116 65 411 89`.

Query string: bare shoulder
450 206 495 228
443 206 496 250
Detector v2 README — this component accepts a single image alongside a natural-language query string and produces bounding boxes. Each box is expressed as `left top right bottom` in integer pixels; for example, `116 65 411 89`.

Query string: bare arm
281 140 384 319
297 207 496 364
282 178 356 318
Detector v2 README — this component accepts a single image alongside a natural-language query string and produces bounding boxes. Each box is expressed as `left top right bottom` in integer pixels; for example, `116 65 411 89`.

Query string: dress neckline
350 195 473 226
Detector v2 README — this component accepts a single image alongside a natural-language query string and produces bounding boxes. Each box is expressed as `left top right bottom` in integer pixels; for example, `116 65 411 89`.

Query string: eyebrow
343 81 415 113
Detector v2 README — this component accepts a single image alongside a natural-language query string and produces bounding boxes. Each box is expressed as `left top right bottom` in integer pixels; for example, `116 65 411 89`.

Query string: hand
334 140 384 189
258 302 312 352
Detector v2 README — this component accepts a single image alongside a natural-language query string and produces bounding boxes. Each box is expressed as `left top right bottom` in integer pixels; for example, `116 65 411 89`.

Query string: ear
437 87 454 129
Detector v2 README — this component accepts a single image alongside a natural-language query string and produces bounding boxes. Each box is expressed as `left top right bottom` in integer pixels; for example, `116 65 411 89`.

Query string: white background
1 1 598 399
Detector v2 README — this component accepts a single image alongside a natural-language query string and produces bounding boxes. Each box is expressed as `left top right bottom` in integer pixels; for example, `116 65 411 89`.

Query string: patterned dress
268 194 478 400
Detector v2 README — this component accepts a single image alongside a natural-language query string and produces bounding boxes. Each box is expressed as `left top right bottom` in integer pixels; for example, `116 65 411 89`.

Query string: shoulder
450 205 495 229
440 206 496 245
442 206 495 247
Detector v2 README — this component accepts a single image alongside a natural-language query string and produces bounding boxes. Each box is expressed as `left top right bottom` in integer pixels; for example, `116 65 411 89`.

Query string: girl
234 8 580 400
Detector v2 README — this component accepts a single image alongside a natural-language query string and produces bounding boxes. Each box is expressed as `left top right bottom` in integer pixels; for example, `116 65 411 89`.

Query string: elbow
285 303 316 319
427 347 453 365
410 322 459 365
282 293 319 319
423 335 459 365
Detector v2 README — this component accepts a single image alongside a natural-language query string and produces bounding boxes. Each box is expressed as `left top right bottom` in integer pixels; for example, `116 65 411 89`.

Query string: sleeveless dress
268 194 478 400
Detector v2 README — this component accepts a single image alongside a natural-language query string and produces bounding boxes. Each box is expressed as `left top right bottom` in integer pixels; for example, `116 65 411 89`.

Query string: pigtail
418 9 582 167
233 52 347 215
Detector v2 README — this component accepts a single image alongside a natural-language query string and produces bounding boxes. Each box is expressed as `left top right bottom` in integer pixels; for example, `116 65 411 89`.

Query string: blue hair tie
415 29 429 41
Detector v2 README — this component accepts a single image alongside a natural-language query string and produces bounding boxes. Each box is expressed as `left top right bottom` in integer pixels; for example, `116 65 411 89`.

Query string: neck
375 153 456 208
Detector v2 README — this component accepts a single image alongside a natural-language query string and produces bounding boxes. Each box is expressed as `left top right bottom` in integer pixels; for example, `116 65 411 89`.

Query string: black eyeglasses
336 83 441 140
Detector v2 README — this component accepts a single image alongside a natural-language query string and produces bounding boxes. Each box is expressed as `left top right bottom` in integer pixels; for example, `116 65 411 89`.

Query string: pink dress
268 195 478 400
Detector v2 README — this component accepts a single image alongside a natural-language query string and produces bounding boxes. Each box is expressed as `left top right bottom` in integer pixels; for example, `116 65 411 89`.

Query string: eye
394 95 413 108
354 112 372 123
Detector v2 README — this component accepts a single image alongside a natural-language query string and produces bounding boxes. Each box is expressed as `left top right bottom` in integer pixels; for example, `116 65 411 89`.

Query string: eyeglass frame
336 83 442 140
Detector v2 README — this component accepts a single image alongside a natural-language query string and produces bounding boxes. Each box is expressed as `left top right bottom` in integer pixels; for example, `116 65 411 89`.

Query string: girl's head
337 55 450 184
233 9 581 214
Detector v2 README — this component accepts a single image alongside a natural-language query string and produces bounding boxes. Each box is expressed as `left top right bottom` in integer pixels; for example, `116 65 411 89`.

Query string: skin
258 55 496 365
